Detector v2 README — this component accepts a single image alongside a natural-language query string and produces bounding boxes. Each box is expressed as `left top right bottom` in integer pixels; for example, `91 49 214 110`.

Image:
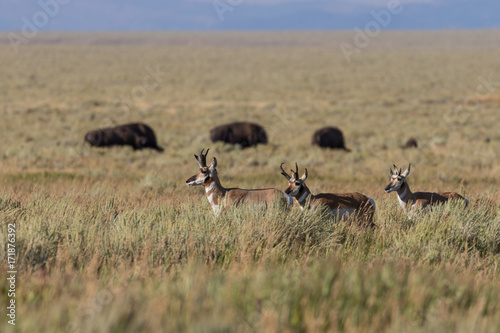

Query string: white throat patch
397 186 408 210
206 182 216 193
297 191 309 204
289 186 300 197
396 185 416 214
398 185 408 201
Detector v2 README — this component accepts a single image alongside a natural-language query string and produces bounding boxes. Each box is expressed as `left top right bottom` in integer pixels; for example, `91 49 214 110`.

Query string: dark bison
312 127 350 151
84 122 164 152
402 137 418 149
210 122 268 148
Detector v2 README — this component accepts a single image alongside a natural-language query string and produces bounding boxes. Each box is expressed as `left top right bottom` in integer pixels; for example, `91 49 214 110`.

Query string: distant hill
0 0 498 31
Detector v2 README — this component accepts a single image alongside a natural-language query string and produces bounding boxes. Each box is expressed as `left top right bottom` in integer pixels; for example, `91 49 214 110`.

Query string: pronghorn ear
300 168 308 181
209 157 217 170
402 164 411 178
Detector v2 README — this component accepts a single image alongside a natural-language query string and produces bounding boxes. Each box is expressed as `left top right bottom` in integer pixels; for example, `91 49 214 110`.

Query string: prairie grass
1 192 499 332
0 31 500 332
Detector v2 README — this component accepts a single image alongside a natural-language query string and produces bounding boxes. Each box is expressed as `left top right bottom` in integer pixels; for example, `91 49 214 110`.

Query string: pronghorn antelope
186 149 293 214
280 163 376 226
384 164 469 217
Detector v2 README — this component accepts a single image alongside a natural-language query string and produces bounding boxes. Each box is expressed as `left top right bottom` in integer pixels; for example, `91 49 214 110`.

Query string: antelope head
280 162 308 196
186 149 218 186
384 164 411 193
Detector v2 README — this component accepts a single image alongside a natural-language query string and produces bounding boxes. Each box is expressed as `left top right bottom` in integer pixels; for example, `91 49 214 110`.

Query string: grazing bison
84 122 164 152
312 127 350 151
403 138 418 149
210 122 267 148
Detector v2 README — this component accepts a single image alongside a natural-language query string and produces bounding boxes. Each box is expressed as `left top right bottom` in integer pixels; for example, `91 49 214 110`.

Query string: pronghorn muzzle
186 175 203 186
384 183 396 193
384 177 403 193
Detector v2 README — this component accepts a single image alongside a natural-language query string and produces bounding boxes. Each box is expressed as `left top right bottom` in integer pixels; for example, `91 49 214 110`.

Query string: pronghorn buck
280 163 376 226
186 149 293 214
384 164 469 217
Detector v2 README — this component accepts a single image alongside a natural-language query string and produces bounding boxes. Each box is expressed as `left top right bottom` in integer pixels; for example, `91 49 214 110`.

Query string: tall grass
1 187 499 332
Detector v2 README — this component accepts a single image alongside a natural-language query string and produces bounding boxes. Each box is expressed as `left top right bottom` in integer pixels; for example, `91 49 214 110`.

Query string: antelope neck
396 182 413 204
204 176 225 203
294 184 312 207
203 176 226 215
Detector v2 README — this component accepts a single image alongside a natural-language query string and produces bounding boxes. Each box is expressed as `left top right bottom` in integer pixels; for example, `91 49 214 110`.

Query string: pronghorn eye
397 177 402 181
295 182 300 186
201 169 207 174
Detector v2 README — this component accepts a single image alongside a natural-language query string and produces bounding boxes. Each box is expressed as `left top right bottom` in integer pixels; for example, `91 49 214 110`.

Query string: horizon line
2 27 500 33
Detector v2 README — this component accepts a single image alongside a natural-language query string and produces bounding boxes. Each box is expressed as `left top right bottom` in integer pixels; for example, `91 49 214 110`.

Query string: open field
0 31 500 332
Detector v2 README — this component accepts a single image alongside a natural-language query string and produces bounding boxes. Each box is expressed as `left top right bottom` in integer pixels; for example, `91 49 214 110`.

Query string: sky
0 0 498 31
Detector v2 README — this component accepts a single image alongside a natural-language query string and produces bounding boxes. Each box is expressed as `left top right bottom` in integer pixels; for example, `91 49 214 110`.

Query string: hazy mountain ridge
0 0 498 31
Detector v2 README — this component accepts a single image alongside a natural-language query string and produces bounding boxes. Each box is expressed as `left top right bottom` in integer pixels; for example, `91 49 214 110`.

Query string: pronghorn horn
195 148 210 167
392 164 399 175
295 163 299 177
201 148 210 165
194 154 203 168
280 163 291 180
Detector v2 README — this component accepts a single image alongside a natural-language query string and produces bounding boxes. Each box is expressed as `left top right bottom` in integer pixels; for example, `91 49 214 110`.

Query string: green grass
0 31 500 332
